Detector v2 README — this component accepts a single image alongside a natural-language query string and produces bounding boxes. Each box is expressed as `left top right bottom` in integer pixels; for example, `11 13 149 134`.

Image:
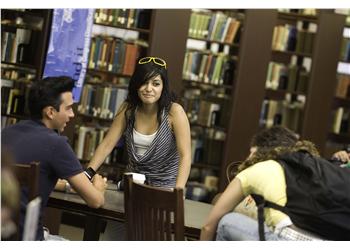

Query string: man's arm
67 172 107 209
54 179 68 192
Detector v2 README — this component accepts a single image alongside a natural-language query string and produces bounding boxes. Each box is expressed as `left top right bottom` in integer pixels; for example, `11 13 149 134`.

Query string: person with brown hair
200 126 323 241
87 57 191 240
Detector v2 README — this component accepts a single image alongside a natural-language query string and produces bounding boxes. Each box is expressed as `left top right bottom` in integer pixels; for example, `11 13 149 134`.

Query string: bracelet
65 182 71 193
84 167 97 181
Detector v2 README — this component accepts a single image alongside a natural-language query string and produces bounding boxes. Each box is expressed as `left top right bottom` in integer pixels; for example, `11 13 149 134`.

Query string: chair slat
124 174 185 240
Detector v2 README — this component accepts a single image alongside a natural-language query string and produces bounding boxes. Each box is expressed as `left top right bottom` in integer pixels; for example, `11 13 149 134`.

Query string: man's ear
43 106 56 120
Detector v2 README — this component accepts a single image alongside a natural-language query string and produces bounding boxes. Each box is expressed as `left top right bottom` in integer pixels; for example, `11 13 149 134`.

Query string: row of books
1 29 32 63
1 66 36 81
77 84 128 120
336 74 350 98
1 85 27 115
75 126 109 162
1 116 18 130
185 180 217 202
260 97 306 132
183 50 235 85
88 36 143 75
188 11 241 44
272 24 315 54
190 125 226 164
188 167 218 188
331 107 349 134
266 61 310 93
94 9 151 29
278 9 317 16
182 88 231 128
191 136 224 166
340 38 350 62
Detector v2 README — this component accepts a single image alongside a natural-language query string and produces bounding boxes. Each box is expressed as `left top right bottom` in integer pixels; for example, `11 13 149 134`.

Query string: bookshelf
218 10 277 191
1 9 52 128
71 9 191 181
181 10 243 199
2 8 348 200
324 10 350 158
300 12 346 154
258 10 345 157
179 10 277 197
216 10 346 191
72 9 154 177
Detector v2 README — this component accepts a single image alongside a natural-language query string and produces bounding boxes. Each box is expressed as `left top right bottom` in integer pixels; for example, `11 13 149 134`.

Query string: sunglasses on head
138 57 167 69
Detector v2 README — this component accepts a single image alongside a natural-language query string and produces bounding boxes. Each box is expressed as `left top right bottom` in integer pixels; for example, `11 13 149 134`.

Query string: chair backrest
124 174 185 240
13 162 40 201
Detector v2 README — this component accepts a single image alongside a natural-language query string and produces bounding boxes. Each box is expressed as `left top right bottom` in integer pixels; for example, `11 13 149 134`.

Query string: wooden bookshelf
328 133 350 144
190 122 227 132
265 89 307 100
66 9 191 186
87 68 133 77
333 97 350 108
183 79 233 89
219 10 277 190
93 22 150 34
1 61 38 70
187 36 240 47
325 15 350 154
278 12 318 23
1 9 52 129
3 8 348 199
192 162 221 171
271 49 313 58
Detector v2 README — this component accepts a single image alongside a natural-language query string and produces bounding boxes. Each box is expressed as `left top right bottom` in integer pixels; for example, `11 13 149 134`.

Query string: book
335 75 350 98
332 107 344 134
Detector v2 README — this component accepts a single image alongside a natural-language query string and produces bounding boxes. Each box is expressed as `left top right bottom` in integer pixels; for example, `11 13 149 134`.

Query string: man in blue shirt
2 76 107 240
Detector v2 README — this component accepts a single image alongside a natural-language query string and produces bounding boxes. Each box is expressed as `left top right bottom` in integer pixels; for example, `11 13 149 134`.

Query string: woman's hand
332 150 350 163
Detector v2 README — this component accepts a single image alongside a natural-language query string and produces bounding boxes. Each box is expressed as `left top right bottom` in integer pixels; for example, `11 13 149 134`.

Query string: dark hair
28 76 75 119
125 58 176 123
235 126 319 174
250 126 299 154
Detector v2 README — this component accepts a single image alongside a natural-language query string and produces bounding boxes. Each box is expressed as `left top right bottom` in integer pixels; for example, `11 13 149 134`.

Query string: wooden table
47 184 213 240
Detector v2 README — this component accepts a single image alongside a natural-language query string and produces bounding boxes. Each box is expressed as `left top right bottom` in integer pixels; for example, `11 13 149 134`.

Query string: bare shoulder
169 102 186 117
168 103 188 128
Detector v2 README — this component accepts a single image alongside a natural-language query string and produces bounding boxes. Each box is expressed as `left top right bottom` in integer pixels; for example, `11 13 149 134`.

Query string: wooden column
148 9 191 96
301 12 345 154
219 10 277 191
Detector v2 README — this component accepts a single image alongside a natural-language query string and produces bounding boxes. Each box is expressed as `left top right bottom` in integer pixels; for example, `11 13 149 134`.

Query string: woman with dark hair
88 57 191 240
200 126 323 241
88 56 191 189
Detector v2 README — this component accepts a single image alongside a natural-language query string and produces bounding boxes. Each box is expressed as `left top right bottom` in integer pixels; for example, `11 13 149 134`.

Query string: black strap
251 194 289 241
251 194 266 241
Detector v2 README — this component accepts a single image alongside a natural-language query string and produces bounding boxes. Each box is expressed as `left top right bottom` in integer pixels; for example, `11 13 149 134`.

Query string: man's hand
92 174 107 193
332 150 350 163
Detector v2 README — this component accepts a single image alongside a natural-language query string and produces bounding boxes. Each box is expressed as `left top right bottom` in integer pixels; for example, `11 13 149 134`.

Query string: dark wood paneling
219 10 277 191
148 9 191 96
301 13 346 153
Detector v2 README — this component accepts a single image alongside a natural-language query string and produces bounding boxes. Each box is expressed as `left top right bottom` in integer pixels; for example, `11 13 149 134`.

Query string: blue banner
43 9 94 102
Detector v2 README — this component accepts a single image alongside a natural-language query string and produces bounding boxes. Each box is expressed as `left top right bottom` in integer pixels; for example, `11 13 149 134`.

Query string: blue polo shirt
1 119 83 240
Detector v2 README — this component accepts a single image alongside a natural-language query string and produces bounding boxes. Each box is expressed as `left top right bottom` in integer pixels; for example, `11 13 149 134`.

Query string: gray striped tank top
124 107 179 188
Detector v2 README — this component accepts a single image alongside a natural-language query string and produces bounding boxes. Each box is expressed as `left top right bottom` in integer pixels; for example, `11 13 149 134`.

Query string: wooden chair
13 162 40 201
124 174 185 240
9 162 40 240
